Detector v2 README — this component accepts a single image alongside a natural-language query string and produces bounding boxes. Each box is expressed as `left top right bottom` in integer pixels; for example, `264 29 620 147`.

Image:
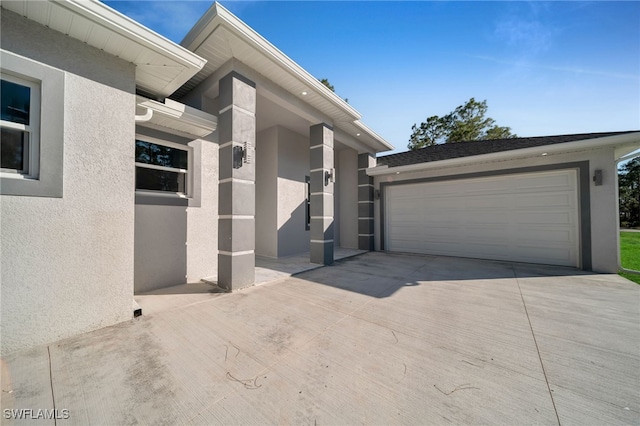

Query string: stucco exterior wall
134 128 219 293
135 204 187 292
373 147 621 273
186 138 219 282
337 148 359 249
256 126 278 257
0 12 136 355
255 125 313 258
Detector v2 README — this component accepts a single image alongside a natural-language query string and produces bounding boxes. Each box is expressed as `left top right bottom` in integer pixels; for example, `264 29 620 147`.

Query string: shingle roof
377 131 638 168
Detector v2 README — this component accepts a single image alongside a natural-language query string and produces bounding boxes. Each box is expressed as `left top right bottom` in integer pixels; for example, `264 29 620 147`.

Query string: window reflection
1 79 30 125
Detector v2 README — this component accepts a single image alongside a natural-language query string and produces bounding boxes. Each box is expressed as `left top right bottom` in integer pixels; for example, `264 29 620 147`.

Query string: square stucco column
218 71 256 290
310 123 334 265
358 153 376 250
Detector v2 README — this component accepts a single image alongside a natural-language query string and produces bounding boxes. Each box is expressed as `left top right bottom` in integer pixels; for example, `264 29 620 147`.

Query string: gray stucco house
1 0 638 356
0 0 390 355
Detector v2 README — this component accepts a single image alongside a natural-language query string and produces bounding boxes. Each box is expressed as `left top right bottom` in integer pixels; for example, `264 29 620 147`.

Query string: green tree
319 78 348 103
319 78 335 92
619 157 640 228
408 98 517 150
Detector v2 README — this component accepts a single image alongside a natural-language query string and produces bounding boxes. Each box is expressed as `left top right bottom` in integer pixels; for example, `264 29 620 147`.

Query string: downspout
133 105 153 317
135 107 153 122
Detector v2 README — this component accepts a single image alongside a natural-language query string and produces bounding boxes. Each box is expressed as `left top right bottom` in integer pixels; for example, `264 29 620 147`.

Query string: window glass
135 140 187 169
136 167 186 193
1 128 26 171
1 79 30 125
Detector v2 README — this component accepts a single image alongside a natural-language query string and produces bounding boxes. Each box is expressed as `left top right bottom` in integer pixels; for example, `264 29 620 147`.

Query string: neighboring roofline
181 2 361 122
368 132 640 176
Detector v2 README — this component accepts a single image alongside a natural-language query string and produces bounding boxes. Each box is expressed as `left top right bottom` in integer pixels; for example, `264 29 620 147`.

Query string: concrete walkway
2 252 639 425
134 248 366 315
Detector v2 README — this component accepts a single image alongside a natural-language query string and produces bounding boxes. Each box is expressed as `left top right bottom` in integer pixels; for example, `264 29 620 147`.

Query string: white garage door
385 170 580 267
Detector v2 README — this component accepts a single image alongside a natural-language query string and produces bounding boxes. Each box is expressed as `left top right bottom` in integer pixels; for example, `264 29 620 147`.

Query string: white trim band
310 239 334 243
310 216 333 220
358 183 374 187
358 200 374 203
219 215 254 220
310 192 333 196
218 104 255 117
219 250 254 256
219 177 255 185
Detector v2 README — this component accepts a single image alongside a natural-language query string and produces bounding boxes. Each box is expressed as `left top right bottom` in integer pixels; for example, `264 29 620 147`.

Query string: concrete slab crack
512 266 561 426
47 345 57 426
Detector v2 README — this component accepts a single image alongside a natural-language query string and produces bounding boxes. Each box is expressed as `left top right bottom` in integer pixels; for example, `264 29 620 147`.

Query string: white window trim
1 72 41 179
134 134 193 198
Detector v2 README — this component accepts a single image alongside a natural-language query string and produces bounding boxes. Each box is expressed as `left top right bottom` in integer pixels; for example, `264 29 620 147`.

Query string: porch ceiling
176 3 393 154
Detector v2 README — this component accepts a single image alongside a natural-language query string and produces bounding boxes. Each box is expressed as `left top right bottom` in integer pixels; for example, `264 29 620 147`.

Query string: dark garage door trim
379 161 592 270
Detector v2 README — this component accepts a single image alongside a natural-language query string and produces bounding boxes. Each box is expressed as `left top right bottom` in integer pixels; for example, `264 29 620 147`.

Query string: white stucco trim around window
367 132 640 177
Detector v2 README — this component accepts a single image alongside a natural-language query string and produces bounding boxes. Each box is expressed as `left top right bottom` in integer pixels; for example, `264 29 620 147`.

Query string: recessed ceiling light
301 91 308 96
356 133 361 136
395 171 400 175
541 152 548 156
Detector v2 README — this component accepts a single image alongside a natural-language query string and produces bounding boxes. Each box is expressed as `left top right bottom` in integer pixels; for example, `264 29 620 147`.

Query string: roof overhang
136 96 217 139
1 0 206 98
368 132 640 177
178 2 393 153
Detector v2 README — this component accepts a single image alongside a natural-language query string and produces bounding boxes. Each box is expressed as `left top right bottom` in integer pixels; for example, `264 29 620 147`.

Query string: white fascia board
353 120 395 152
137 96 217 136
367 132 640 176
182 2 360 121
61 0 206 70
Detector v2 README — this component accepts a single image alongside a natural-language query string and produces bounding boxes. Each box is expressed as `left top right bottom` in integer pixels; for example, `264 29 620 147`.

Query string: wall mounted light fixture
324 168 335 186
593 169 603 186
232 141 254 169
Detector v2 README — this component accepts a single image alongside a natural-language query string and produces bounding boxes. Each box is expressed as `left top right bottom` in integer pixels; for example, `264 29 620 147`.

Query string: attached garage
384 169 580 267
370 131 640 273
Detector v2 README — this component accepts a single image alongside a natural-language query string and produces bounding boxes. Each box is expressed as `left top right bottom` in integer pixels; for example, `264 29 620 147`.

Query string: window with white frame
1 73 40 177
135 137 190 196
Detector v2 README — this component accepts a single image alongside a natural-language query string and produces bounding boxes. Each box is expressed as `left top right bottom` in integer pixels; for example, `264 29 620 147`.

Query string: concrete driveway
2 252 639 425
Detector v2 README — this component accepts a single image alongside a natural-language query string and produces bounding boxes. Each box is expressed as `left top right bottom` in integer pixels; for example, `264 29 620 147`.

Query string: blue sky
104 1 639 154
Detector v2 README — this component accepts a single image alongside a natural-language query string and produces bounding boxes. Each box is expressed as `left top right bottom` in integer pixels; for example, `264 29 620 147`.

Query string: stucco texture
1 13 136 355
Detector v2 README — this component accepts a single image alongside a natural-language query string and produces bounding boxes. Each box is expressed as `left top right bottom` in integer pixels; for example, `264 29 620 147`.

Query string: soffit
1 0 206 98
177 3 394 153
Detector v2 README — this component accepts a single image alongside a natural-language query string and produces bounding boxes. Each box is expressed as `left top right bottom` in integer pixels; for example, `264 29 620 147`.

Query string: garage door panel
515 228 574 244
515 193 575 208
516 211 576 226
385 170 579 267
